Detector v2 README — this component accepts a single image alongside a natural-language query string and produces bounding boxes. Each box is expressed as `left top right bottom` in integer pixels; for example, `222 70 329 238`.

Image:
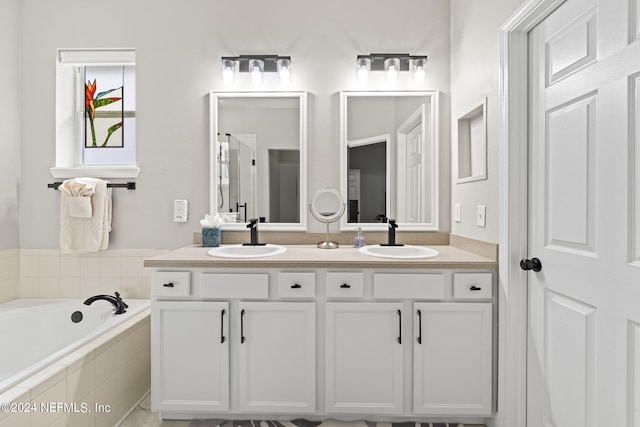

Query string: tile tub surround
18 249 169 299
0 249 20 303
0 308 150 427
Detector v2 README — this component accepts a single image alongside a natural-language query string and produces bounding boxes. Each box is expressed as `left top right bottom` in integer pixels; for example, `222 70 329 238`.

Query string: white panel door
238 302 316 413
405 123 423 223
325 302 403 414
152 301 229 412
527 0 640 426
413 302 493 416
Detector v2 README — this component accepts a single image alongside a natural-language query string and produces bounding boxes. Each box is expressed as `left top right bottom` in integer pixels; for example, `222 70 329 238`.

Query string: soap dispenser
354 227 366 248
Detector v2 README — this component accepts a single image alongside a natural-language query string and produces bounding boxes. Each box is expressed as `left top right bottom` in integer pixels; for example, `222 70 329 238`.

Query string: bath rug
187 420 484 427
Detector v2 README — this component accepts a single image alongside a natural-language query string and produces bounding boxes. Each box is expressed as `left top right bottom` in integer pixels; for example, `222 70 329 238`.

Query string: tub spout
83 292 127 314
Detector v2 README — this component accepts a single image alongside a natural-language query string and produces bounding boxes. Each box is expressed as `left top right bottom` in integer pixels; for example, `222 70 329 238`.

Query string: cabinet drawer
326 272 364 298
453 273 493 300
373 273 445 299
278 272 316 298
153 271 191 297
200 273 269 299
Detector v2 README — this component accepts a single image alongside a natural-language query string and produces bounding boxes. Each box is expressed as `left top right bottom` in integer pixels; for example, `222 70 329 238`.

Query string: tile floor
119 394 484 427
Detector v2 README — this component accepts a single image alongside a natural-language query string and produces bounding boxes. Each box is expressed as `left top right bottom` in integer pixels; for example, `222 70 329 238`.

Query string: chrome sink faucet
243 218 265 246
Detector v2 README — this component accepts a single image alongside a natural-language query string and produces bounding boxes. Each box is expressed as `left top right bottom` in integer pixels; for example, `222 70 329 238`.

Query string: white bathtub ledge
0 386 29 423
15 364 66 400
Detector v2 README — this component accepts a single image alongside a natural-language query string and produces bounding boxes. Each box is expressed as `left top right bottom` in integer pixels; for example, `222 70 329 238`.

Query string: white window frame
51 48 139 179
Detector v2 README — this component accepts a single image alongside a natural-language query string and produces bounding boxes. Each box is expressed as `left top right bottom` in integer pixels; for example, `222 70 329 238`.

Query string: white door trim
497 1 567 426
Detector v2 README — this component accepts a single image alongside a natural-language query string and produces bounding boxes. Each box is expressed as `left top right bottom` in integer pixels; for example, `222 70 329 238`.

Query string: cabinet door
152 301 229 412
414 302 493 415
325 302 403 414
238 302 316 413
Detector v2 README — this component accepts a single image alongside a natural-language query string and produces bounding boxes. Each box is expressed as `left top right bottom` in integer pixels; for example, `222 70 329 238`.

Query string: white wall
0 0 20 250
18 0 451 249
450 0 525 243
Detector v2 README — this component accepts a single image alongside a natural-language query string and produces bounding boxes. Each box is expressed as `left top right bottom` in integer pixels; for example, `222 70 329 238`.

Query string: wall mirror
210 91 307 230
339 91 439 231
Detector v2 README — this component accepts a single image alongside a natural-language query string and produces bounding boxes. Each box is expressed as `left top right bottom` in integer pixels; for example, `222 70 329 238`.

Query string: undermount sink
207 244 287 259
358 244 439 259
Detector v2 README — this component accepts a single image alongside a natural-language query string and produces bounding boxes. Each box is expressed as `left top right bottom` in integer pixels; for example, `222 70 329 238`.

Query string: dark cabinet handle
291 284 302 289
240 309 246 343
163 282 174 288
340 283 351 289
220 309 226 344
417 309 422 344
397 309 402 344
470 285 482 291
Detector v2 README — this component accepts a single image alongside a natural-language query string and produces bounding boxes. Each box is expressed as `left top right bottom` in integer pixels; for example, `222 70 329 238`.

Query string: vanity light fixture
220 55 292 86
355 53 428 85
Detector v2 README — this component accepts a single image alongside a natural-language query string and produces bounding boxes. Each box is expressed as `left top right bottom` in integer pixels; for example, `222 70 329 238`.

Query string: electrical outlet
477 205 486 227
174 199 188 222
454 203 462 223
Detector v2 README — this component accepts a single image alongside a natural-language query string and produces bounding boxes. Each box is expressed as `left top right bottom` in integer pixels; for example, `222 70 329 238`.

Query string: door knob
520 257 542 272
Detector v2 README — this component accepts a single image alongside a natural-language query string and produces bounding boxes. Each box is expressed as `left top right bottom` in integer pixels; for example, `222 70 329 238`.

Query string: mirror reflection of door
347 134 389 223
397 104 427 224
268 149 299 223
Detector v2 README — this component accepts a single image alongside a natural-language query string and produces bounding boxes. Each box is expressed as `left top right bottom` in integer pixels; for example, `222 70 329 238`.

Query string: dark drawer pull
163 283 174 288
470 285 482 291
291 284 302 289
340 283 351 289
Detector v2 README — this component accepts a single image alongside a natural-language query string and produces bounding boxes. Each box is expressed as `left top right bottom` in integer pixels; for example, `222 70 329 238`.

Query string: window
52 49 139 178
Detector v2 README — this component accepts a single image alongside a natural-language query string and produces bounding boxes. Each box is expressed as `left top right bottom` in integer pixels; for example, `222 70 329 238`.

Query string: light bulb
356 57 371 84
221 59 236 86
277 58 292 85
384 58 400 85
412 58 427 85
249 59 264 86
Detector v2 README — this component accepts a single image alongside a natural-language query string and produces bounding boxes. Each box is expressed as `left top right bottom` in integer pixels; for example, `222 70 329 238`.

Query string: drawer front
326 272 364 298
200 273 269 299
278 272 316 298
153 271 191 297
453 273 493 300
373 273 445 299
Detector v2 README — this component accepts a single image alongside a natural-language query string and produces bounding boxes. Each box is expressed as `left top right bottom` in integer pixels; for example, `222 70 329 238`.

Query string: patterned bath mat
187 420 484 427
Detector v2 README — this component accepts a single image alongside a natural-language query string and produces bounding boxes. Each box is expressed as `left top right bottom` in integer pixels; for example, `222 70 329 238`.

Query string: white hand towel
60 178 112 253
59 179 96 218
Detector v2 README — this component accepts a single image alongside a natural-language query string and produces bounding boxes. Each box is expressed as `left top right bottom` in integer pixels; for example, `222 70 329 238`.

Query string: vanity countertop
144 244 498 270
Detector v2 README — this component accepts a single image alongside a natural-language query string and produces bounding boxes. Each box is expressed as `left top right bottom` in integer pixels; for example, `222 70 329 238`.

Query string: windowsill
49 165 140 179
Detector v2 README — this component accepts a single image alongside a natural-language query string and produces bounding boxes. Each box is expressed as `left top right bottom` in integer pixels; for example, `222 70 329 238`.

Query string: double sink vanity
145 89 497 422
144 238 497 422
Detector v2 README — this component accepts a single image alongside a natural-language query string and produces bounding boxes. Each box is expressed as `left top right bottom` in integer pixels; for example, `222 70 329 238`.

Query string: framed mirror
339 91 439 231
210 91 307 230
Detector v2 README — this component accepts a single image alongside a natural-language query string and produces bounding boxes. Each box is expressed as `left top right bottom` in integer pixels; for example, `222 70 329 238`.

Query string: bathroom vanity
144 244 497 422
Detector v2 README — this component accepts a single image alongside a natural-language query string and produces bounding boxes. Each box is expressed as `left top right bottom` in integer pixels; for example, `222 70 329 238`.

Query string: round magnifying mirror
310 188 344 222
309 188 345 249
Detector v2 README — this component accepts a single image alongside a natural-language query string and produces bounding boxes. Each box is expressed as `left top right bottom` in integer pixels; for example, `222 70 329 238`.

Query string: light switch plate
454 203 462 223
174 199 188 222
477 205 486 227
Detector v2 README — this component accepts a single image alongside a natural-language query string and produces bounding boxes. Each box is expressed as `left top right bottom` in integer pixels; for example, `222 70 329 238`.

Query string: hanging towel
58 179 95 218
59 178 112 253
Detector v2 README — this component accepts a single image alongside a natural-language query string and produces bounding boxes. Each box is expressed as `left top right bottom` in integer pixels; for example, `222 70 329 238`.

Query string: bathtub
0 297 150 394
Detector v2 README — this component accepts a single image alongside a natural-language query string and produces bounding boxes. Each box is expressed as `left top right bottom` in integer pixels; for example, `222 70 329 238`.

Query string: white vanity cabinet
152 300 229 412
413 302 493 416
149 263 496 421
238 302 316 413
325 302 404 414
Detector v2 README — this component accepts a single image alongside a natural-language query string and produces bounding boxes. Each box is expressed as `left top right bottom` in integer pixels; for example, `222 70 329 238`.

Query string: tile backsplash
18 249 168 300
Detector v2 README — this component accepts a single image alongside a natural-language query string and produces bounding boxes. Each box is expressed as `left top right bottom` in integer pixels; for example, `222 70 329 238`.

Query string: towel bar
48 182 136 190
